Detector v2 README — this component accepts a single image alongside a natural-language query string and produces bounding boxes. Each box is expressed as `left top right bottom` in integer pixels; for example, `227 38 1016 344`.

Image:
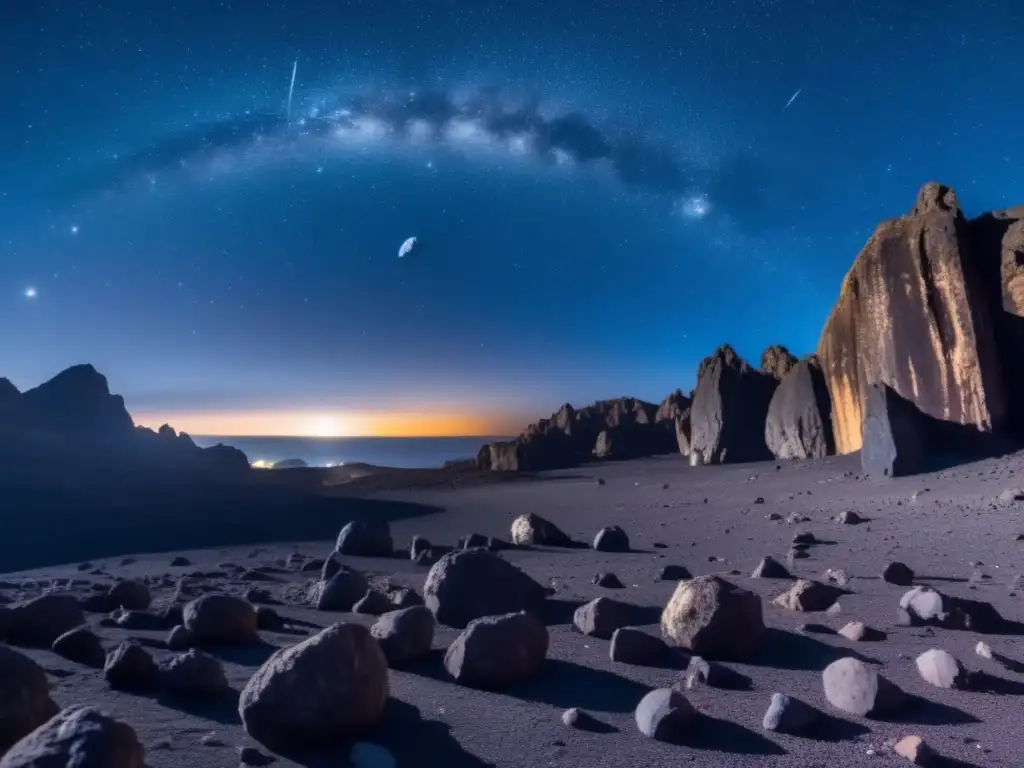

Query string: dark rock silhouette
478 397 679 471
689 345 777 465
271 458 308 469
765 356 835 460
818 183 1007 455
0 364 249 476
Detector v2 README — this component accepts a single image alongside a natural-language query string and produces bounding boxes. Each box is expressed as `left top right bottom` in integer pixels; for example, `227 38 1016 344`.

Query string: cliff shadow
0 477 444 572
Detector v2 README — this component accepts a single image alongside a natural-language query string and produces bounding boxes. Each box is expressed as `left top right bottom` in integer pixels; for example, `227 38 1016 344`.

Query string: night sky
3 1 1023 437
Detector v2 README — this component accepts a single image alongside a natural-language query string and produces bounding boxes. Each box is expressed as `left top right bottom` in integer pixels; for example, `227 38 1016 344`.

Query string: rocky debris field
2 451 1024 767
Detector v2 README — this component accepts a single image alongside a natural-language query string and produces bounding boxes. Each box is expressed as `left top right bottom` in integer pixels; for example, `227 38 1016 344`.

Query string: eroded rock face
765 357 835 460
761 345 798 381
818 183 1006 454
689 346 777 465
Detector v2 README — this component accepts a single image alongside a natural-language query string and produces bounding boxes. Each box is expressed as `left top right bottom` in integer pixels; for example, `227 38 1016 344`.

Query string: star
70 225 79 235
24 286 37 299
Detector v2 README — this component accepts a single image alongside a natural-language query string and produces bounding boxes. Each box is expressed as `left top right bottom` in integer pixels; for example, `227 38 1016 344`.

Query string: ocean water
191 435 511 469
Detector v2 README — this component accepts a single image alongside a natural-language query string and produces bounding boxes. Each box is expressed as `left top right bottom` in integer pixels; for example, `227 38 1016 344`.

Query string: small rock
561 707 601 730
353 590 393 616
183 594 259 646
370 606 435 666
658 564 692 581
104 642 158 692
975 641 993 660
762 693 819 734
312 567 370 612
915 648 968 690
239 745 277 766
593 526 630 552
838 621 884 642
160 649 230 699
634 688 695 743
409 536 431 561
836 510 862 525
170 556 192 567
792 531 817 546
751 556 791 579
510 513 571 547
882 561 915 586
593 572 624 589
822 657 905 716
823 568 850 587
200 732 225 747
51 625 105 668
573 597 636 639
893 734 938 765
773 580 844 612
388 587 423 609
609 627 667 666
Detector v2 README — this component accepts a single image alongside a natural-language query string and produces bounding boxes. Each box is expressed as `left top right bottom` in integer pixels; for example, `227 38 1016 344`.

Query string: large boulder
0 706 144 768
312 566 370 612
0 645 59 754
239 622 389 753
661 575 766 660
335 520 393 558
818 183 1006 454
6 594 86 648
689 346 777 465
822 657 905 717
444 611 548 689
370 606 435 666
765 357 835 460
182 595 258 646
159 649 230 699
423 549 547 629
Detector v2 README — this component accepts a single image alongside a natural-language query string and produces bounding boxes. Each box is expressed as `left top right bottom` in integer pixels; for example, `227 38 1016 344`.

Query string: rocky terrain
2 451 1024 767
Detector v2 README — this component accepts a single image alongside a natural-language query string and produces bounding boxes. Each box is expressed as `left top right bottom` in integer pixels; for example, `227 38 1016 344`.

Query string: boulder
760 345 798 380
51 625 105 667
818 183 1006 454
765 357 835 460
335 519 394 558
370 606 435 666
573 597 636 639
104 642 158 692
0 707 144 768
915 648 968 689
593 525 629 552
6 594 86 648
634 688 695 743
689 345 777 464
882 561 915 586
387 587 423 609
239 622 389 752
510 513 571 547
762 693 819 734
160 649 229 699
108 580 151 611
609 627 668 666
444 611 548 689
822 657 905 716
861 383 931 477
353 590 392 616
661 575 766 660
899 586 1003 633
182 594 258 646
312 567 370 612
674 410 692 457
167 625 194 651
751 556 791 579
772 580 844 612
0 645 59 754
423 549 547 629
409 536 431 561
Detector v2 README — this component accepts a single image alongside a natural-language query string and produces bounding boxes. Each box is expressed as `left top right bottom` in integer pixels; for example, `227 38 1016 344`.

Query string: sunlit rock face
817 183 1007 454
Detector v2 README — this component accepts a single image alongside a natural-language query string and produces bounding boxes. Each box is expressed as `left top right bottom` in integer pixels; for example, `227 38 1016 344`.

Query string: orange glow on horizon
134 409 518 438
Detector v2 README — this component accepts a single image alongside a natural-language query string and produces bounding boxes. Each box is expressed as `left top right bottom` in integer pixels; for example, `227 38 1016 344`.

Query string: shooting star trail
783 88 802 110
286 59 298 122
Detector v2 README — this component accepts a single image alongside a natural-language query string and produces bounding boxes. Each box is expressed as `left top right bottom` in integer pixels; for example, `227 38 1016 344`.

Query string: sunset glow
134 409 517 438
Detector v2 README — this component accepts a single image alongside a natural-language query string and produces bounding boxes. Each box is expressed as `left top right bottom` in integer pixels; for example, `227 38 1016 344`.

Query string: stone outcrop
817 183 1007 454
761 345 798 381
765 356 835 460
0 364 249 475
689 345 777 465
478 396 681 471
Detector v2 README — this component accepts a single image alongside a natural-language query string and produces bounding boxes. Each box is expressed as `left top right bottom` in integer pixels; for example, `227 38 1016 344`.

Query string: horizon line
188 433 514 440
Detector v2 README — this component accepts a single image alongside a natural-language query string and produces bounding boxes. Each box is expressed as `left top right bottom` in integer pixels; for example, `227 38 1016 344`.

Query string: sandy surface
4 451 1024 767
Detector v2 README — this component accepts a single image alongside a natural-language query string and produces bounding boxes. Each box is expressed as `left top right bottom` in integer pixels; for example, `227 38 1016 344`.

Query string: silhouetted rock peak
0 377 19 402
910 181 960 217
655 390 691 423
21 364 134 436
760 345 798 381
696 344 747 381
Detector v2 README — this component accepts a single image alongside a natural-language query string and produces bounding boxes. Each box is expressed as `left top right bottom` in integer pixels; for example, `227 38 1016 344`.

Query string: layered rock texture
817 184 1007 454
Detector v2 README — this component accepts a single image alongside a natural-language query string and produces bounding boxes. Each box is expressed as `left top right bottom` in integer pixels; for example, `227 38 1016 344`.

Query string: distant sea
191 436 512 470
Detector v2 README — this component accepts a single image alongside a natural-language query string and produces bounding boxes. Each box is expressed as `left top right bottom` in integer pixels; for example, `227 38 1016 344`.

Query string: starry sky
3 0 1023 437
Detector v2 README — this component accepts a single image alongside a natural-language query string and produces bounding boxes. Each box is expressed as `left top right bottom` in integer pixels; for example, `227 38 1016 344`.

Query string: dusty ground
4 451 1024 767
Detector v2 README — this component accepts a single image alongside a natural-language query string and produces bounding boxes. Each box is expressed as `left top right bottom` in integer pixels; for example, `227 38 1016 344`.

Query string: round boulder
182 594 258 646
335 520 393 558
239 622 390 753
0 644 60 754
160 649 230 699
822 657 905 716
103 642 158 692
444 611 548 689
0 706 143 768
423 549 547 629
593 526 630 552
108 580 151 611
6 594 86 648
661 575 765 660
370 605 435 666
51 626 105 668
634 688 695 743
312 567 370 612
510 513 571 547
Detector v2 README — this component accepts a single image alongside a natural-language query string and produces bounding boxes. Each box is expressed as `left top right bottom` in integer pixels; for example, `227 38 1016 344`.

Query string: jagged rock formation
764 356 835 460
478 397 681 472
0 364 249 476
817 184 1007 454
760 345 798 381
689 345 777 465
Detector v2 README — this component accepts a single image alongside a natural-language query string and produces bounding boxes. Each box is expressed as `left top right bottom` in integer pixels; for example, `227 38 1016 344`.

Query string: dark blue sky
2 0 1022 435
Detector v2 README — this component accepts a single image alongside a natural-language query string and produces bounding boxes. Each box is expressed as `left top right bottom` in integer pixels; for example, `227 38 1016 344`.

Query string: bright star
24 287 37 299
70 225 79 235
